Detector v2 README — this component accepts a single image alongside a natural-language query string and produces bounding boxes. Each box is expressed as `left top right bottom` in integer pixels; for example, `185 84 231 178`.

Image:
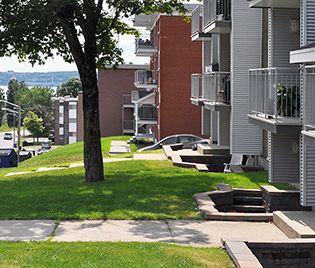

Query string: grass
17 136 146 170
0 242 233 268
0 160 281 220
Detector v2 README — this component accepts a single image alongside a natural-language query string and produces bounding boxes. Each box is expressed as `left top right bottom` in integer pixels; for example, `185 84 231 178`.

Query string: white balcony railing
203 72 231 104
191 72 231 104
304 66 315 128
191 74 203 100
191 6 203 36
134 70 157 88
249 67 300 120
138 105 157 121
135 36 157 56
204 0 231 29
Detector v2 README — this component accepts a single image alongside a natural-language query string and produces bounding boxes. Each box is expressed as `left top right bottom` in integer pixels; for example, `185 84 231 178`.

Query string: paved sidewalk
0 220 55 241
0 220 289 246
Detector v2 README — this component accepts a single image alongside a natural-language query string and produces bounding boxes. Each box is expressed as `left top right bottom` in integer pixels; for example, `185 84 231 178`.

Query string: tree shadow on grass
0 163 271 221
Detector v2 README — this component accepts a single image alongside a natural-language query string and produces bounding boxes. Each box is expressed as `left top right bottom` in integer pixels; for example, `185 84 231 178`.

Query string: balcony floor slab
249 0 299 9
204 20 231 34
248 114 301 135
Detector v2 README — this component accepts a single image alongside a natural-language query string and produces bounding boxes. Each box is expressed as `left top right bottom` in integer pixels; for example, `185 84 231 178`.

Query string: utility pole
17 104 21 163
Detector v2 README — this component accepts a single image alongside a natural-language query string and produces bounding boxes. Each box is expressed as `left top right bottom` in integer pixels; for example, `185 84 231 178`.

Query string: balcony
191 72 231 110
135 36 157 57
138 105 158 124
203 72 231 111
248 0 299 9
122 120 135 134
191 74 204 106
191 6 211 41
248 67 301 134
131 90 155 105
122 94 134 108
204 0 231 34
134 70 157 89
302 66 315 139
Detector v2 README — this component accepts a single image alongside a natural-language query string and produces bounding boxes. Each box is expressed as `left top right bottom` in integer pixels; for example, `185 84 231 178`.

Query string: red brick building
77 64 146 141
134 10 202 140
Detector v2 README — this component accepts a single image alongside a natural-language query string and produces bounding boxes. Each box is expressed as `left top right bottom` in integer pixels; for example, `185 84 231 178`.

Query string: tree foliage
56 77 82 98
23 111 44 142
0 0 188 182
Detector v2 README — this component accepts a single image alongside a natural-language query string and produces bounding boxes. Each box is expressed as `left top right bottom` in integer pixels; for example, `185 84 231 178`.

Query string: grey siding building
290 0 315 206
190 0 263 157
248 0 302 183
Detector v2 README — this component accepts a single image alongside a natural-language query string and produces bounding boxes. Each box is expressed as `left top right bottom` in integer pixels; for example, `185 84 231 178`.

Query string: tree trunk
81 68 104 182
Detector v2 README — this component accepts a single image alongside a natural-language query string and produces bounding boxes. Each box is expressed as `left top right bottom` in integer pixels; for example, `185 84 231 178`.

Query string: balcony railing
191 74 203 100
203 72 231 104
204 0 231 28
135 36 157 56
249 67 300 120
138 105 157 121
123 120 134 131
122 94 133 106
304 66 315 128
134 70 157 88
191 6 203 36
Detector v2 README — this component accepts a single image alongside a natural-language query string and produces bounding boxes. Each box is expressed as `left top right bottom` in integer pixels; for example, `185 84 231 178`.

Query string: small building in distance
77 64 147 141
52 96 78 145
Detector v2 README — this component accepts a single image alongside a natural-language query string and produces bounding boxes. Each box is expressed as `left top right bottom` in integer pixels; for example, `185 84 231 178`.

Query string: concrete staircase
273 211 315 239
232 190 266 213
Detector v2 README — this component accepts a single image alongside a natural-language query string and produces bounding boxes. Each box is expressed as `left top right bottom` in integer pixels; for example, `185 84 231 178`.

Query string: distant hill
0 71 79 87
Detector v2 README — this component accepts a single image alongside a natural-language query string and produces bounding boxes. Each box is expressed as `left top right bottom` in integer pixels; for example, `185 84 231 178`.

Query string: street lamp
0 100 22 163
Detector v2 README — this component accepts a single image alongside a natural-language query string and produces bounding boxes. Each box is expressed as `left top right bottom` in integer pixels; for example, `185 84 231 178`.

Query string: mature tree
23 111 44 142
11 86 54 134
0 0 187 182
6 79 28 127
56 77 82 98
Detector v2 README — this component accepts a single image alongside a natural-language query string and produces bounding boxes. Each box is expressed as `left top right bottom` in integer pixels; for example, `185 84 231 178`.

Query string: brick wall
154 16 202 140
77 68 137 140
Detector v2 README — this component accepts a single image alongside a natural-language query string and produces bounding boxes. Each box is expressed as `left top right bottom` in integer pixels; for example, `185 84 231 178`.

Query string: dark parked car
22 140 34 147
3 133 12 140
137 134 204 152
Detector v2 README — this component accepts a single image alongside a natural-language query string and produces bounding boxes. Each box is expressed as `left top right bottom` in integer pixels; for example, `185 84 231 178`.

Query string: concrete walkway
5 154 166 177
0 220 289 246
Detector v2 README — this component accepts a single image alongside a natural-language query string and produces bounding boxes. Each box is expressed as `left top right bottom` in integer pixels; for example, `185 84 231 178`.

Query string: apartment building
190 0 263 155
247 0 315 206
247 0 301 184
77 64 146 141
133 6 202 141
290 1 315 206
52 96 78 145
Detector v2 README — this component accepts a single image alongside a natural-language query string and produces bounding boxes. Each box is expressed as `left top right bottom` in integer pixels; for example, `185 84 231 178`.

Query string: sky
0 34 146 72
0 1 199 73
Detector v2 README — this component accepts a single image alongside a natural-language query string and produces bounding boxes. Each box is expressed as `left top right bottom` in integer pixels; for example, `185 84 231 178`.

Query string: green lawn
18 136 145 170
0 242 233 268
0 160 277 220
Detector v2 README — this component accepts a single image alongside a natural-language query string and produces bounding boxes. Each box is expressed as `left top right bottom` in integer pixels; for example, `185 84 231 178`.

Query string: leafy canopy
0 0 187 69
23 111 44 138
56 77 82 98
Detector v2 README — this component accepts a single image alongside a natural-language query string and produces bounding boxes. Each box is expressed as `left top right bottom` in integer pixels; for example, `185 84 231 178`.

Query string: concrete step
234 189 262 198
234 196 263 206
273 211 315 239
233 205 266 213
